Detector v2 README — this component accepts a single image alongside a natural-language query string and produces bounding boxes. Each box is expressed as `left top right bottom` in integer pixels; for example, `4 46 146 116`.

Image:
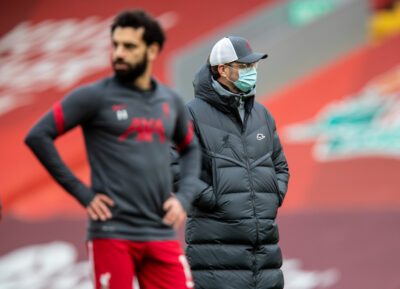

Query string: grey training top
25 75 200 241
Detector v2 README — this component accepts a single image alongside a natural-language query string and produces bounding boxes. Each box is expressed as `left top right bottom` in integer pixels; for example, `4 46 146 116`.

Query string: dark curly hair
111 9 166 50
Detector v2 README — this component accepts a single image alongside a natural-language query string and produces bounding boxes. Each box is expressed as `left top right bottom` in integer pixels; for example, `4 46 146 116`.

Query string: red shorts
87 238 194 289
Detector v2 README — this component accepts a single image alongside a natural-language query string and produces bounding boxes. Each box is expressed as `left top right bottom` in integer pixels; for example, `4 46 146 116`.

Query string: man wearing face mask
181 36 290 289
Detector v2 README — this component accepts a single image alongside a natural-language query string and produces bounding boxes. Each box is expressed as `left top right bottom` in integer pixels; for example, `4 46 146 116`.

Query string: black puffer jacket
185 64 289 289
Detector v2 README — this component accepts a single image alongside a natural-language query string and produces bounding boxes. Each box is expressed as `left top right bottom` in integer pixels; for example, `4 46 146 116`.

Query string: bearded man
25 9 199 289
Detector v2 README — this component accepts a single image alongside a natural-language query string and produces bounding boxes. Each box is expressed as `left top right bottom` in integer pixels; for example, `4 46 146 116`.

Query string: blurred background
1 0 400 288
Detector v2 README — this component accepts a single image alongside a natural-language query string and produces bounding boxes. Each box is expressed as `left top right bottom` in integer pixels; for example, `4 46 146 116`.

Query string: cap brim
237 52 268 64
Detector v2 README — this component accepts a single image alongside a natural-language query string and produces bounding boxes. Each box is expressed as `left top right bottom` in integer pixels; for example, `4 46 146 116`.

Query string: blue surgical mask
230 67 257 92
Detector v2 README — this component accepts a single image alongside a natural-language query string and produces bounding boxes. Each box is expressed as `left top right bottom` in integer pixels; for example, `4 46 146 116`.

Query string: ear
147 43 160 62
217 64 228 78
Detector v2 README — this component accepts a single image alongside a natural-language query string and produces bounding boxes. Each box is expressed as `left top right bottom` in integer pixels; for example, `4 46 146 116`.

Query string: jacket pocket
193 178 217 211
193 186 217 211
271 173 283 206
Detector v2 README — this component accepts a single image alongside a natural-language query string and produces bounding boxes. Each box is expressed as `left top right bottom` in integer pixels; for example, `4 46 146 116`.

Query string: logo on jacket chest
118 117 166 143
257 133 265 140
112 104 128 120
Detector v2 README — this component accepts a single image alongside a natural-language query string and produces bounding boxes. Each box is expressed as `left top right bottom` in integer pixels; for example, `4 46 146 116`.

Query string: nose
114 45 125 58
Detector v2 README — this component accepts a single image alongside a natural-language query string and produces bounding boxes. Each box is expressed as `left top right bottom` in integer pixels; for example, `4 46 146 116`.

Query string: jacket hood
193 64 255 114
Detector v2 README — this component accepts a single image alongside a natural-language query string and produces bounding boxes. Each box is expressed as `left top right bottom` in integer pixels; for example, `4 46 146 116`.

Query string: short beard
113 53 148 84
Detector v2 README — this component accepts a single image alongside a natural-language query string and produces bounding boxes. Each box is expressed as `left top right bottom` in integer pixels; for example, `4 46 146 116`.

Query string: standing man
183 37 290 289
25 10 199 289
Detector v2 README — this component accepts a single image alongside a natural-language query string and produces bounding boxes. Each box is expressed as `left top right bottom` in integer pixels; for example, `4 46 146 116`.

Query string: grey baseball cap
209 36 268 66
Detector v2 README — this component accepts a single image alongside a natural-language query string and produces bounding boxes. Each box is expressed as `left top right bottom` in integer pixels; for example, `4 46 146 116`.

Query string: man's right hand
86 194 115 221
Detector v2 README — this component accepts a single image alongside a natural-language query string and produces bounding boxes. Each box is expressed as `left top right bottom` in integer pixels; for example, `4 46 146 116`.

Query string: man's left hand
162 197 186 230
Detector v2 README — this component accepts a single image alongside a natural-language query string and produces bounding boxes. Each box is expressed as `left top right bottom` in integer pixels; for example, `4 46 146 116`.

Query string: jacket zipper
241 132 259 242
239 109 259 285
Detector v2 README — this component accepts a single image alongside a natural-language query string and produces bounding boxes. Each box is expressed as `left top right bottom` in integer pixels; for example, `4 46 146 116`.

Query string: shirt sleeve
24 85 99 207
171 95 201 212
